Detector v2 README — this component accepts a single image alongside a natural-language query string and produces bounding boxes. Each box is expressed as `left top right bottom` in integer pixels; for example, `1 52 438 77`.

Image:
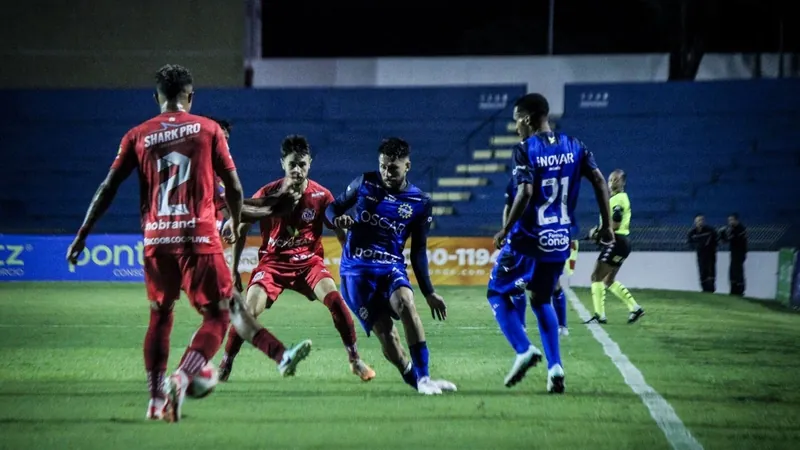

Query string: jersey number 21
538 177 571 226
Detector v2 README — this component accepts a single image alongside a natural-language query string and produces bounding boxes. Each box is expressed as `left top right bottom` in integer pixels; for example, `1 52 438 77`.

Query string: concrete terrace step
437 177 488 187
472 149 513 160
490 135 520 146
455 163 506 174
430 191 472 202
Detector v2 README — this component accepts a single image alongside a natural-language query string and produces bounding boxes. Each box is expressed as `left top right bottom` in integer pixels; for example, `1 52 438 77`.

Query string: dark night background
262 0 798 58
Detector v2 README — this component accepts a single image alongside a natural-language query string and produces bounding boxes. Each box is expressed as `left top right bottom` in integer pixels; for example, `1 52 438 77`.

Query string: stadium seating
0 86 525 234
1 81 797 249
433 80 800 248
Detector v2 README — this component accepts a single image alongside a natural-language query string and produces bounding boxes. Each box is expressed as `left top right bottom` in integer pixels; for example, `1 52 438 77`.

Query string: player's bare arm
494 183 533 249
325 176 362 230
216 168 244 244
67 166 133 264
410 206 446 321
230 222 253 292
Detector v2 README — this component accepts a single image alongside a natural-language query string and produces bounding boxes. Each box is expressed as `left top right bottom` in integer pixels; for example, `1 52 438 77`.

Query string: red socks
221 326 245 366
253 328 286 363
178 308 230 377
323 291 359 361
144 308 174 399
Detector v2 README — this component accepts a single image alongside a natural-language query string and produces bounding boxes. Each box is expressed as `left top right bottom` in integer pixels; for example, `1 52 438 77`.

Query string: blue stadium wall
557 79 800 250
0 85 526 235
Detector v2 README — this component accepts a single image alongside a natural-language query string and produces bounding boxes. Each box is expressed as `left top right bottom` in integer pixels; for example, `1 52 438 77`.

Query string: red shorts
248 257 332 301
144 253 233 309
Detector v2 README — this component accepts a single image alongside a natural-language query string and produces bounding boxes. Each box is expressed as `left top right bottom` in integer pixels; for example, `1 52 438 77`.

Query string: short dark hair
514 93 549 121
155 64 193 100
378 137 410 159
202 116 232 134
281 134 311 158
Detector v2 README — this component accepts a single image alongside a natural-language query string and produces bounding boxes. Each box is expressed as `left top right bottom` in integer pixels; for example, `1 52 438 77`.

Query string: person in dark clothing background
719 213 747 296
687 214 718 293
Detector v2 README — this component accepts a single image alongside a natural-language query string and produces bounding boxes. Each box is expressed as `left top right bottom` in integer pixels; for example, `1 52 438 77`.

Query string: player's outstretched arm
67 144 136 264
325 175 363 229
411 200 446 320
217 169 244 243
494 144 533 248
230 222 252 291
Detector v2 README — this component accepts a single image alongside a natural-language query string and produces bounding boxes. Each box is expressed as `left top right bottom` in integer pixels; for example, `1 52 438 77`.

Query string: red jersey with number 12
111 111 236 256
254 179 334 266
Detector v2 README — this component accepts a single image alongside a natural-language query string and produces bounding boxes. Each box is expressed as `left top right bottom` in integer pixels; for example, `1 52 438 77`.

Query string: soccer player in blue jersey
325 137 457 395
504 178 575 337
489 93 613 393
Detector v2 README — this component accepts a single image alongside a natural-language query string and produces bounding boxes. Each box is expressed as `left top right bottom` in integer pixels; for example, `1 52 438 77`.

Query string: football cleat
350 359 376 382
416 376 443 395
628 308 645 324
558 326 570 337
504 345 543 388
432 379 457 392
547 364 566 394
145 398 165 420
162 372 188 423
583 314 607 324
278 340 313 377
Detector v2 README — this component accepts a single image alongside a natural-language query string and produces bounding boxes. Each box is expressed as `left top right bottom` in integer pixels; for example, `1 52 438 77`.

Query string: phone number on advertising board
402 248 501 266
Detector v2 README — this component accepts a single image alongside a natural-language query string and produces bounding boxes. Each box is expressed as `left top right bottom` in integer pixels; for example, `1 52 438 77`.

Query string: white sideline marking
563 286 704 450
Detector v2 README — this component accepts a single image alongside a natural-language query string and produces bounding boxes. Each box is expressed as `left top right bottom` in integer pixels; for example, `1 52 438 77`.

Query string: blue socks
409 341 430 378
532 302 562 369
489 293 532 354
552 288 567 328
400 361 417 388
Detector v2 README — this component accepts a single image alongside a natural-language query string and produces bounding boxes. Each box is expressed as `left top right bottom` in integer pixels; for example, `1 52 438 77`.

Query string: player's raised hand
597 226 615 246
425 292 447 320
66 236 86 265
334 215 354 229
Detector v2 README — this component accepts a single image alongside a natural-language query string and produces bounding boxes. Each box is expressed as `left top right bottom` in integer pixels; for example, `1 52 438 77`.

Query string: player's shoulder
260 178 285 193
361 171 381 185
406 183 431 203
306 179 333 199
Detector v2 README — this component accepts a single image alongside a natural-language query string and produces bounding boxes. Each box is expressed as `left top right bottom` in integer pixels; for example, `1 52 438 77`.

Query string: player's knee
245 286 269 316
313 278 338 301
149 300 175 313
391 289 417 317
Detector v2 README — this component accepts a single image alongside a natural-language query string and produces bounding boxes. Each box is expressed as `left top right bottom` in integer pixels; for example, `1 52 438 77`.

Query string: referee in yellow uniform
585 169 645 324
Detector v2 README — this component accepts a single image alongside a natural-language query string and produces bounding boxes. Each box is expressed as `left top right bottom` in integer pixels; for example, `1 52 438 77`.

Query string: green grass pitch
0 283 798 449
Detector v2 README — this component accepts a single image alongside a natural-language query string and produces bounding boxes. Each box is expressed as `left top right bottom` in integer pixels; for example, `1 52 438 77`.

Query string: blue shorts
340 266 413 336
487 243 564 305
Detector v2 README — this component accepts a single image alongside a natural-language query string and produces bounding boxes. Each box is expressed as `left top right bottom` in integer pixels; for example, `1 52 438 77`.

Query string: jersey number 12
538 177 571 226
157 151 192 216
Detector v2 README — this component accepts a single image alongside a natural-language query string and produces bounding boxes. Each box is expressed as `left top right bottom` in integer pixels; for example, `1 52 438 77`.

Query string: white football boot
504 345 543 387
416 376 443 395
546 364 566 394
145 398 165 420
162 371 189 423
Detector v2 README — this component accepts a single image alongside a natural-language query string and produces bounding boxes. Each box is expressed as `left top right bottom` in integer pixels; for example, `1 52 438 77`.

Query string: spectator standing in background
687 214 718 293
719 213 747 297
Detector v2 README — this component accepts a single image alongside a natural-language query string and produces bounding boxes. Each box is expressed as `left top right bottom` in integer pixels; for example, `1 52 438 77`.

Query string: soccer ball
186 362 218 399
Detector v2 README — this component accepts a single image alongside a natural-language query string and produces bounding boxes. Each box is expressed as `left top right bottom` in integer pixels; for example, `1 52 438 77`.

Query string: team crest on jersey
397 203 413 219
301 208 315 222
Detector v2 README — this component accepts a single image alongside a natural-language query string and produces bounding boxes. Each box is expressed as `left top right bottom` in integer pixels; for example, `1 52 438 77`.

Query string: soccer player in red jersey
221 135 376 382
65 65 312 423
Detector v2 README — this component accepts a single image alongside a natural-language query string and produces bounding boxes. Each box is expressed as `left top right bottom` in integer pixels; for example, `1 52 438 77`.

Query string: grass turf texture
0 283 798 449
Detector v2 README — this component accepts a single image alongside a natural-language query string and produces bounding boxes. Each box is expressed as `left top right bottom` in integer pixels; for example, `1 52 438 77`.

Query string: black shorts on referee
597 234 631 267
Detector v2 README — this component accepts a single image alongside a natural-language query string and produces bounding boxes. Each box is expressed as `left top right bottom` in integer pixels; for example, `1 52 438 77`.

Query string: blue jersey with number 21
508 132 597 263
